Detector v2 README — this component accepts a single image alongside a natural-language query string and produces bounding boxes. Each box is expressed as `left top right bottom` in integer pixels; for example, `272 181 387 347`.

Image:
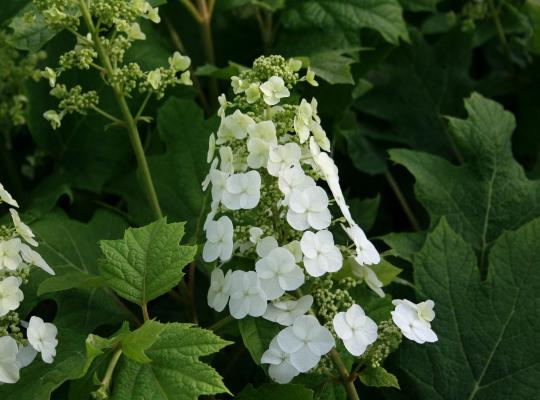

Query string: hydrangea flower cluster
0 183 58 384
35 0 192 129
202 55 438 383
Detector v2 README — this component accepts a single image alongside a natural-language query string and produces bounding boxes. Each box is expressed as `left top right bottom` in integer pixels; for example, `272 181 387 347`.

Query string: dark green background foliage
1 0 540 399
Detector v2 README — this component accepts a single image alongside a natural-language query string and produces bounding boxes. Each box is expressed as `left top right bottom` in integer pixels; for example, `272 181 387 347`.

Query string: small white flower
263 295 313 326
222 171 261 210
343 224 380 266
228 271 267 319
126 22 146 40
217 94 227 118
293 99 313 143
391 299 438 344
0 183 18 208
207 133 216 163
27 316 58 364
351 263 384 298
219 146 234 174
147 69 161 90
300 230 343 277
144 5 161 23
180 71 192 86
310 120 330 151
288 58 303 72
168 51 191 71
256 236 278 258
0 336 20 384
261 337 299 384
209 166 228 203
245 83 261 103
267 143 302 177
278 165 315 205
202 216 234 262
256 247 304 300
0 277 24 317
284 240 302 263
16 344 37 369
276 315 335 372
207 269 232 312
9 209 38 247
231 76 249 94
306 68 318 86
41 67 56 87
247 121 277 169
0 238 23 271
287 186 331 231
217 110 255 143
260 76 290 105
43 110 62 130
333 304 378 356
249 227 264 243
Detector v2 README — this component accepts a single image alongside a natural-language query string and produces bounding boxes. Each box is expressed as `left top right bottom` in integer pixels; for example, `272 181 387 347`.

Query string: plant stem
329 348 360 400
487 0 512 65
196 0 218 106
78 0 163 220
100 347 123 395
90 105 124 125
384 170 421 232
142 302 150 321
187 261 198 323
208 315 234 331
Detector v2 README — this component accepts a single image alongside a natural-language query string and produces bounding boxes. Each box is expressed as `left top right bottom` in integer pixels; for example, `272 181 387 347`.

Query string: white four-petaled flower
207 269 232 312
27 316 58 364
0 238 23 271
267 143 301 177
222 171 261 210
300 230 343 277
391 299 438 344
277 165 315 205
263 295 313 326
9 209 38 247
203 216 234 262
0 277 24 317
260 76 290 105
255 247 304 300
247 121 277 169
217 110 255 143
0 336 20 384
343 224 380 266
0 183 19 208
228 271 267 319
351 262 384 298
287 186 331 231
276 315 335 372
333 304 378 356
261 337 299 383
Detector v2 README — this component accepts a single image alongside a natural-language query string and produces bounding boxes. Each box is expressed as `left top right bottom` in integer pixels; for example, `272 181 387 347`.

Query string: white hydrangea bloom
300 230 343 277
391 299 438 344
27 316 58 364
293 99 313 143
260 76 290 105
263 295 313 326
256 236 278 258
283 240 302 263
209 167 228 204
168 51 190 71
0 336 20 384
217 94 227 118
247 121 277 169
352 263 384 298
343 224 380 266
231 76 249 94
219 146 234 174
16 345 37 369
207 269 232 312
228 271 267 319
261 337 299 384
217 110 255 143
202 216 234 262
267 143 302 177
333 304 378 356
277 165 315 205
9 209 38 247
276 315 335 372
0 277 24 317
222 171 261 210
207 133 216 163
255 247 304 300
0 238 23 271
249 227 264 243
245 83 261 103
287 186 331 231
0 183 19 208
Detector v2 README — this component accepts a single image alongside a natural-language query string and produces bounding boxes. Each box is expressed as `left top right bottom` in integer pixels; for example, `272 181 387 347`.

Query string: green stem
208 315 234 331
135 92 152 120
384 170 421 232
196 0 218 107
91 105 124 125
487 0 512 65
329 348 360 400
78 0 163 220
100 347 123 395
142 302 150 321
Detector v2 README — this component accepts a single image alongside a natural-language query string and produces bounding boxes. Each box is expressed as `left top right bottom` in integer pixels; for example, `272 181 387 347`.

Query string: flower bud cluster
360 320 402 368
200 56 436 384
36 0 191 129
0 183 58 384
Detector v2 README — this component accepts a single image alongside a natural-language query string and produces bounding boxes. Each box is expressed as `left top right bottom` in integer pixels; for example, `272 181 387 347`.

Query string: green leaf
84 323 130 373
349 194 380 232
237 383 314 400
309 49 357 85
0 210 132 400
525 0 540 55
372 258 402 286
112 98 218 238
355 29 474 157
282 0 409 45
390 93 540 263
399 0 439 12
238 317 280 365
111 323 231 399
121 320 166 364
379 231 426 262
359 366 400 388
0 0 30 26
38 271 104 295
99 218 196 305
395 218 540 399
6 3 58 51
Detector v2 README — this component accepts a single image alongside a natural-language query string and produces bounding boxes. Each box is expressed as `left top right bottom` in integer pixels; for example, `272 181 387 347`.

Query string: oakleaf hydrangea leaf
99 218 197 306
390 93 540 264
282 0 408 45
111 323 231 399
359 366 400 389
237 383 314 400
394 218 540 399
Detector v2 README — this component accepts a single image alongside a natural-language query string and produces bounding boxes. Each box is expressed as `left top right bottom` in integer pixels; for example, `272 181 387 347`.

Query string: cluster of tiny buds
360 320 403 368
312 276 354 324
59 48 97 71
0 312 23 342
